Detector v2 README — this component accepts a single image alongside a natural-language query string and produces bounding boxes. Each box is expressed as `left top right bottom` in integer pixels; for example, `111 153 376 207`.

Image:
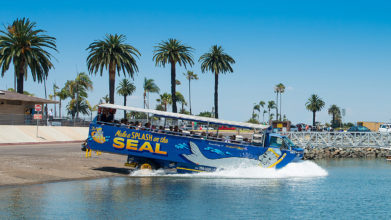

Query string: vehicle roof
99 103 270 130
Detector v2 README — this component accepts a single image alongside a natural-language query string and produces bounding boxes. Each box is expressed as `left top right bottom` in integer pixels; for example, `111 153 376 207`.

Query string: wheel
140 163 152 170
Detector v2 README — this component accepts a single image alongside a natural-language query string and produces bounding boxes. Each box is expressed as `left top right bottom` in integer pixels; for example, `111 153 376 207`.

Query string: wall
0 125 89 144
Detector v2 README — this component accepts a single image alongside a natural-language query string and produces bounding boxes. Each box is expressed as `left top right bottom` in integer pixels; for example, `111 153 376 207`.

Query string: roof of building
0 90 59 104
99 103 270 130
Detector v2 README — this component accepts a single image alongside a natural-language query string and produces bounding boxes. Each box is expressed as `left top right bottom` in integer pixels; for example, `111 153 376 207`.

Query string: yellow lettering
115 130 122 137
113 137 125 149
126 139 138 151
155 143 167 155
139 142 154 153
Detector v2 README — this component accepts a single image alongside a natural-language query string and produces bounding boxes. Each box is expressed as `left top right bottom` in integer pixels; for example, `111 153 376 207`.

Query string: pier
279 132 391 149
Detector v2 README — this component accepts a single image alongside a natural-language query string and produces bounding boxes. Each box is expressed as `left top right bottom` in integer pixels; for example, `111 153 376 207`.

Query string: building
357 121 384 132
0 90 58 125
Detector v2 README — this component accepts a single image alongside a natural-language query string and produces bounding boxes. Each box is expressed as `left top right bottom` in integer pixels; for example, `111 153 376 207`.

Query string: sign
35 104 42 112
34 114 42 120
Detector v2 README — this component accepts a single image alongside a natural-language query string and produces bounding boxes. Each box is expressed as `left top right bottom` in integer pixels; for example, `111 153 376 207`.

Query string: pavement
0 143 129 187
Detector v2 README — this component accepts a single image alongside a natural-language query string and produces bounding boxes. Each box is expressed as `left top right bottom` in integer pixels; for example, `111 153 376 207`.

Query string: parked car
181 124 194 131
290 125 298 132
347 126 371 132
379 123 391 133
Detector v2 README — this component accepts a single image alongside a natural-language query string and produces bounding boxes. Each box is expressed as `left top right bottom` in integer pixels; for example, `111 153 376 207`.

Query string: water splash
130 161 328 179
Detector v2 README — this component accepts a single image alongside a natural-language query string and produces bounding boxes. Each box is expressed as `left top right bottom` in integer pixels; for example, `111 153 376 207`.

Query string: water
0 160 391 219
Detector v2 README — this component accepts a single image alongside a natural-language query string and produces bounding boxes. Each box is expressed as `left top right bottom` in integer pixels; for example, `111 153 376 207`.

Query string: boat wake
130 161 328 179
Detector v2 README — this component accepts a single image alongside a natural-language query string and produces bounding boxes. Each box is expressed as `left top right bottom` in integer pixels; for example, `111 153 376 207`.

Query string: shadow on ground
93 167 131 175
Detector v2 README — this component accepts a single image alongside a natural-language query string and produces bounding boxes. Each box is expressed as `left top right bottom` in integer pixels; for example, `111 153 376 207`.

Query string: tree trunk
189 78 192 115
313 111 316 126
143 90 146 108
123 95 127 118
59 99 62 118
170 61 177 113
109 62 115 104
275 92 278 121
332 113 335 127
214 72 219 119
280 94 282 121
54 96 57 118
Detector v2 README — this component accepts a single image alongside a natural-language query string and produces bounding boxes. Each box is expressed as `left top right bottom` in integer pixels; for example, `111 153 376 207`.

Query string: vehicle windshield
283 137 295 148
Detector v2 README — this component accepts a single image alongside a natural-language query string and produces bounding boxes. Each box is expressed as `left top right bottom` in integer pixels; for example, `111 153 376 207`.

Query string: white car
379 124 391 133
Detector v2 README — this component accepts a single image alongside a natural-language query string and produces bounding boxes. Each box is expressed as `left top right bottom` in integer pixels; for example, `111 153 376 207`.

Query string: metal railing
0 114 91 127
279 132 391 148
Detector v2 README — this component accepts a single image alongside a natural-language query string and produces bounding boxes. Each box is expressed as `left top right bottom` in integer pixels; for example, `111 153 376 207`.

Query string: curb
0 140 84 146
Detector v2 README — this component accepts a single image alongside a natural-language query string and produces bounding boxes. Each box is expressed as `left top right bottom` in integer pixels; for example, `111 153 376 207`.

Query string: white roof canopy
99 103 270 130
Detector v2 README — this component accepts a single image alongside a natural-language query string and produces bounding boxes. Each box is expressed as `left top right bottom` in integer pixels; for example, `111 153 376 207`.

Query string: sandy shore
0 143 129 187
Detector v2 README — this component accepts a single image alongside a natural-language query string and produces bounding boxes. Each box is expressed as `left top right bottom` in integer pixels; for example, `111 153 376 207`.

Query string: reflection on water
0 159 391 219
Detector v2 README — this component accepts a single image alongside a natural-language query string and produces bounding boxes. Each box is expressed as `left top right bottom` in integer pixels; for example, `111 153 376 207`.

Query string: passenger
201 132 206 139
158 126 164 133
107 112 114 123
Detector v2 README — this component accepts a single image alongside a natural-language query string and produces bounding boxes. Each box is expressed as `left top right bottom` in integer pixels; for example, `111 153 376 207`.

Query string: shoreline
1 142 390 188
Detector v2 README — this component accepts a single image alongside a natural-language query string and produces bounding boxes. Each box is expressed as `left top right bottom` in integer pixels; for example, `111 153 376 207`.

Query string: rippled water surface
1 160 391 219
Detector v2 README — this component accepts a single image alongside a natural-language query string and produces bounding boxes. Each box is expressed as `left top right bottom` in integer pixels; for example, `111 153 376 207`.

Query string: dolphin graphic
182 142 261 168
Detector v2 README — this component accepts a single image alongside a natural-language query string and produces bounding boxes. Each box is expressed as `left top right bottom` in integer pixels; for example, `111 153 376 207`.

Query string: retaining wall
0 125 89 144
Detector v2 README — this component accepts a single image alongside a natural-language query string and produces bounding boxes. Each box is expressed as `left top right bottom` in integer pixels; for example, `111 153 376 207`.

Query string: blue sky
1 0 391 124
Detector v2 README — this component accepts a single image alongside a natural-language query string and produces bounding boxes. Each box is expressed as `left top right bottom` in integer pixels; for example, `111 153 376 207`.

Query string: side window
269 136 283 148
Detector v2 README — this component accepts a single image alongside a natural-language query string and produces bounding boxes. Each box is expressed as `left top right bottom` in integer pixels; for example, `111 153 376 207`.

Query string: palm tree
153 39 194 113
64 73 93 119
259 101 265 122
328 104 341 127
175 91 187 112
183 70 198 115
102 95 110 103
306 94 325 126
253 104 260 120
262 110 267 124
0 18 57 94
267 101 276 122
143 78 160 109
86 34 140 104
53 83 59 117
199 45 235 119
156 93 172 111
276 83 285 120
56 88 68 118
117 78 136 118
274 85 279 120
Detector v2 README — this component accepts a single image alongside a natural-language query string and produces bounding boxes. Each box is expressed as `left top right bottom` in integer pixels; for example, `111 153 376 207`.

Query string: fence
279 131 391 148
0 114 91 127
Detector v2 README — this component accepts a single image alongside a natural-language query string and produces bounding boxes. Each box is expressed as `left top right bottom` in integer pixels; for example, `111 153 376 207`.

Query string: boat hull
87 123 302 172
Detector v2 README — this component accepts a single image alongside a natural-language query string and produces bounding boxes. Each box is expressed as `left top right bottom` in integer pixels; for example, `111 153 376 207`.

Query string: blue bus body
87 122 304 173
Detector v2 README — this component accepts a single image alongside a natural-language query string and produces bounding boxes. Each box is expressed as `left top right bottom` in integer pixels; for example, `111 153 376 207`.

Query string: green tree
253 104 260 120
306 94 325 126
86 34 140 104
56 88 68 118
0 18 57 94
276 83 285 120
328 104 341 128
53 83 59 117
65 73 93 119
175 91 187 112
102 95 110 103
259 101 265 122
153 39 194 113
117 78 136 118
156 93 172 111
199 45 235 119
198 111 213 118
143 77 160 109
267 101 276 122
183 70 198 115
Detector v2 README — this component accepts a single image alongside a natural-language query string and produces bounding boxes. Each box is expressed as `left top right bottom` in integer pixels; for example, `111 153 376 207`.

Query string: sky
1 0 391 124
